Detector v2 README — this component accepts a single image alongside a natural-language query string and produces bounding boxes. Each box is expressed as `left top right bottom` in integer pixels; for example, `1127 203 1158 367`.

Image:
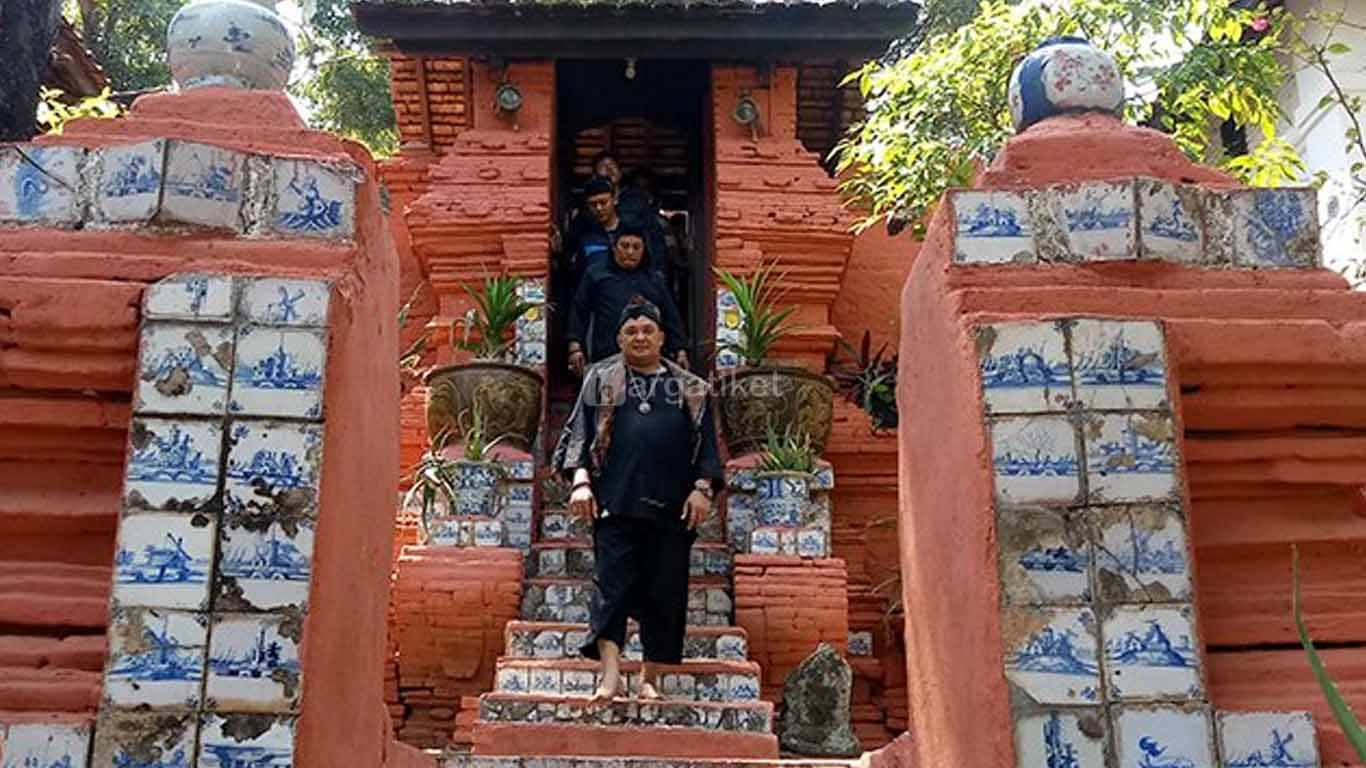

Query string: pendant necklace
628 371 656 415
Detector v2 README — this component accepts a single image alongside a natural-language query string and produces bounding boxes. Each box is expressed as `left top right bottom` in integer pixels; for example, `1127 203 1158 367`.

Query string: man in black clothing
566 225 688 375
552 297 723 704
561 175 622 282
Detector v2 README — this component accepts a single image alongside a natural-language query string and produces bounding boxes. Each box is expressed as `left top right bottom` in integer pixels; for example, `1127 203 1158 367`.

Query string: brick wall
733 555 849 703
389 55 470 152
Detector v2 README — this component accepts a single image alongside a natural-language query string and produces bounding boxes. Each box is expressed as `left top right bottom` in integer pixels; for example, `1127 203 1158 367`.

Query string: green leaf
1327 42 1353 55
1292 545 1366 762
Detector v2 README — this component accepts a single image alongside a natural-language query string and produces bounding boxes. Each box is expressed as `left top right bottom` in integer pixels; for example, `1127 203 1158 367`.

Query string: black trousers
580 515 696 664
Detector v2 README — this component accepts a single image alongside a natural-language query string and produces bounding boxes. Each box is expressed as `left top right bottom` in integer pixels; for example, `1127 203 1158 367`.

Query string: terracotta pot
716 366 835 456
753 470 811 527
423 361 543 452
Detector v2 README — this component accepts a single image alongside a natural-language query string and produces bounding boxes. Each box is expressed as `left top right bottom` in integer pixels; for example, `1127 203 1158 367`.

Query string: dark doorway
551 59 713 392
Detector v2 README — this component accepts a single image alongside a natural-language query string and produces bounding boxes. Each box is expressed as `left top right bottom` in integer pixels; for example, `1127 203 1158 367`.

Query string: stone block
1111 705 1215 768
1216 711 1319 768
1 720 91 768
951 190 1037 265
198 713 295 768
1137 178 1205 264
229 325 326 419
239 278 332 327
144 274 235 322
1070 319 1168 410
991 416 1083 507
104 606 207 709
1102 604 1203 701
1013 709 1107 768
1094 505 1191 604
223 420 323 522
1001 607 1100 705
95 139 165 224
161 141 247 231
113 512 215 610
977 321 1072 415
91 711 196 768
123 418 223 515
1206 188 1319 269
1054 180 1138 261
997 508 1090 605
271 158 356 239
135 322 234 416
0 144 83 226
205 612 304 712
216 518 314 611
1083 412 1178 503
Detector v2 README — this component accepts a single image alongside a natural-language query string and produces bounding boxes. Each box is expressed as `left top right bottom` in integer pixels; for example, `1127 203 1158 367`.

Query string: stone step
494 658 762 702
528 541 733 580
504 621 749 662
521 579 733 626
539 507 727 545
477 692 774 735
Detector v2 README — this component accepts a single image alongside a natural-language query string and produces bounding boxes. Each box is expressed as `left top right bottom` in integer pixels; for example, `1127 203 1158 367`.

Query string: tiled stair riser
951 179 1319 270
724 465 835 558
478 696 773 734
978 317 1322 768
90 274 334 768
494 663 761 703
503 624 749 663
521 581 733 628
419 462 536 552
527 543 733 581
0 141 358 239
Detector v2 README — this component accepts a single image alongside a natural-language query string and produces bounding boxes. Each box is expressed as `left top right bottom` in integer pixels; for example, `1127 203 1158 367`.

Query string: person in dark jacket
552 297 723 704
567 224 688 375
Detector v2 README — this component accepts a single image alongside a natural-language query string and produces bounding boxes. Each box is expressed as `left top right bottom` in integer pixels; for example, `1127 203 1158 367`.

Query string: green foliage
713 262 800 367
36 87 122 134
68 0 180 91
455 397 513 462
835 0 1306 233
1292 545 1366 762
293 0 398 156
757 425 817 474
453 276 538 361
829 331 898 431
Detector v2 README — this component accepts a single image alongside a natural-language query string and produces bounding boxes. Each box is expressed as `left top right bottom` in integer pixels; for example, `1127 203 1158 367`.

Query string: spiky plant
713 262 800 367
406 399 512 524
756 424 817 474
1293 545 1366 761
453 275 538 361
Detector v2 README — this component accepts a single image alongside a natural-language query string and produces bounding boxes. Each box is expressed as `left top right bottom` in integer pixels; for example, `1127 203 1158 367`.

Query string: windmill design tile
990 416 1082 506
562 670 596 697
716 633 747 662
1056 181 1137 261
1217 711 1319 768
240 278 332 327
205 613 304 712
0 144 83 226
715 288 744 370
223 421 322 522
1 722 91 768
1013 710 1107 768
1207 189 1319 269
952 190 1036 265
1070 320 1168 410
144 274 235 322
271 159 355 239
198 714 295 768
977 321 1072 414
217 519 314 611
1112 706 1215 768
160 142 246 230
229 326 326 419
91 710 196 768
1084 412 1178 503
104 606 206 709
113 513 215 610
1001 607 1100 705
124 418 223 514
998 508 1090 605
1094 506 1191 604
1138 179 1204 264
1103 605 1203 700
135 323 234 416
96 140 166 223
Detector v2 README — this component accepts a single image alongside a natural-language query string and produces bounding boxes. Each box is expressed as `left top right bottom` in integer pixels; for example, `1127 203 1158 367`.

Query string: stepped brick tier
0 82 410 766
897 110 1363 767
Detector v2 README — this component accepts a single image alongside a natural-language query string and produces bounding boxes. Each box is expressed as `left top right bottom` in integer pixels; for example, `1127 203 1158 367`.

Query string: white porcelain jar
167 0 295 90
1009 37 1123 133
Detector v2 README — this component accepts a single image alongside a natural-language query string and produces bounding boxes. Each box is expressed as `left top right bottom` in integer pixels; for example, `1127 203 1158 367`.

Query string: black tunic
567 260 688 363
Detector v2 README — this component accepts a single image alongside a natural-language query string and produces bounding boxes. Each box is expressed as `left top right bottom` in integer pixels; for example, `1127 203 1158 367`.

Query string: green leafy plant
830 331 898 431
756 425 817 474
452 275 538 362
405 399 511 522
36 87 123 134
455 397 514 462
1292 545 1366 762
713 262 800 367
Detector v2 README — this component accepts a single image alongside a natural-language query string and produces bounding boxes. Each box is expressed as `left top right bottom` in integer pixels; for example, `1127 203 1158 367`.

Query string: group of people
550 152 723 705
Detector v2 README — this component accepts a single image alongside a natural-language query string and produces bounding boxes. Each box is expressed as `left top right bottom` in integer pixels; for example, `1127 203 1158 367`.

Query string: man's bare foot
637 679 664 701
589 679 624 708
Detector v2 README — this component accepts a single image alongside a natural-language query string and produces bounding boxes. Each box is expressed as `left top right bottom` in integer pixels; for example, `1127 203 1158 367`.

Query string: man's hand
568 347 587 377
681 489 711 530
570 483 597 520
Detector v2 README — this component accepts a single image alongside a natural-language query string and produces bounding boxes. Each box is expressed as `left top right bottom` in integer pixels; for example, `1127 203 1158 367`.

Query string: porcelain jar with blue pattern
451 459 502 518
1008 37 1123 133
167 0 295 90
754 471 811 528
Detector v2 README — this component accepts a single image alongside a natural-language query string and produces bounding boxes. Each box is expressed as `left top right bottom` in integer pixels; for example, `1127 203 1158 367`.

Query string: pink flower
1251 16 1270 32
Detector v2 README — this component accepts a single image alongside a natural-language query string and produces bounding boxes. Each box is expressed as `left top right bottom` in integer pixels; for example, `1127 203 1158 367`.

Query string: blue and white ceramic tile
727 468 758 492
978 321 1072 414
516 341 547 367
198 714 295 768
206 613 303 712
530 668 562 695
1084 412 1178 503
705 588 732 617
1057 181 1137 261
515 302 547 342
1013 710 1107 768
96 140 166 223
161 141 246 230
797 527 827 558
544 583 578 607
240 278 332 327
474 519 504 547
229 325 326 419
271 159 355 239
778 529 798 556
754 473 808 527
1217 711 1319 768
623 633 644 661
0 144 83 226
563 670 596 697
716 633 747 662
144 274 235 322
508 460 535 481
1138 179 1204 264
91 711 196 768
505 483 534 505
223 421 322 521
1 722 91 768
811 464 835 490
998 509 1090 605
1002 608 1100 705
663 673 696 699
124 418 223 514
952 190 1036 265
848 631 873 657
506 528 532 551
135 323 234 415
113 513 215 610
1095 506 1191 603
517 279 547 304
1112 706 1216 768
532 631 564 658
1070 320 1168 410
1103 605 1203 701
1210 189 1320 269
424 518 459 547
705 548 731 577
537 548 566 577
726 501 755 553
991 416 1082 506
540 513 570 540
728 675 761 700
105 607 206 709
749 527 781 556
217 520 314 611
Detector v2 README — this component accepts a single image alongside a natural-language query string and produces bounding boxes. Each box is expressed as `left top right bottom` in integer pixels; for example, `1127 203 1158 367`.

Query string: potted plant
753 426 818 528
713 263 835 455
404 401 512 546
423 275 544 452
829 331 899 431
